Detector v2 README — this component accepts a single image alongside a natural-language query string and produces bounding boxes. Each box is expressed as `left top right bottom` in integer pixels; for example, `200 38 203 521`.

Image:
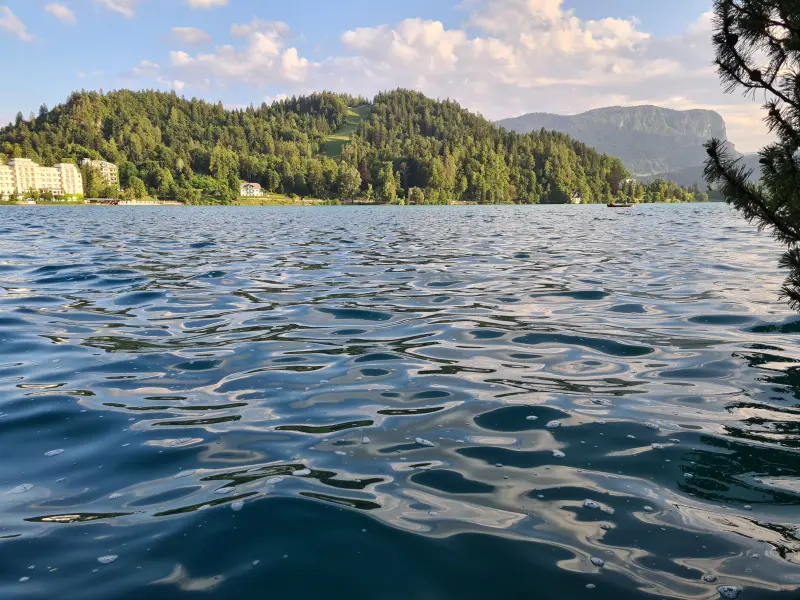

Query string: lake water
1 204 799 600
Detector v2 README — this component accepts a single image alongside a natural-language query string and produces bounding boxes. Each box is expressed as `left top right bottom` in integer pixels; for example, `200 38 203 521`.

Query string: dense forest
0 89 706 204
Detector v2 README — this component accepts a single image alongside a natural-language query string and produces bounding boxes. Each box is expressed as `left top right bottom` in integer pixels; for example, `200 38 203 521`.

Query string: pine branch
729 0 800 37
705 138 800 243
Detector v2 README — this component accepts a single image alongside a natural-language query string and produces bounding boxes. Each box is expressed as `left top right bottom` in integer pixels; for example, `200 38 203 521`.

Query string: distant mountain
497 105 742 179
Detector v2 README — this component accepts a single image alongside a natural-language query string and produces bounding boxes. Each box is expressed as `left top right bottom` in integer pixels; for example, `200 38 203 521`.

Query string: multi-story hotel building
0 158 84 198
81 158 120 187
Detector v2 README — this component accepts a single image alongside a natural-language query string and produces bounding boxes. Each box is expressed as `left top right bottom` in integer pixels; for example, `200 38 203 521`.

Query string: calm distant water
1 204 799 600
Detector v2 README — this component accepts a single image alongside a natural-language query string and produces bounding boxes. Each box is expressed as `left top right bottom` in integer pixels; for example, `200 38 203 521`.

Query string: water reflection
0 205 799 599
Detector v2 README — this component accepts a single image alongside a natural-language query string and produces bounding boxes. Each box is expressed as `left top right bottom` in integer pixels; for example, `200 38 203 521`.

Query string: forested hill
0 88 635 204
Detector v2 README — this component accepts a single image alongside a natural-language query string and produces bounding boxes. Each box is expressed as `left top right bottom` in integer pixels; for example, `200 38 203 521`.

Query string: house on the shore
570 191 582 204
240 182 264 197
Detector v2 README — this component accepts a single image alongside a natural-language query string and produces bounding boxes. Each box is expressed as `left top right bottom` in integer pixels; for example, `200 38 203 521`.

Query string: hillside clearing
324 105 371 157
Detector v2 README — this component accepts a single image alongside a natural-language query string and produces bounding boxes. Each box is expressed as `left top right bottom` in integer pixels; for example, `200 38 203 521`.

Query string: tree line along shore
1 88 710 206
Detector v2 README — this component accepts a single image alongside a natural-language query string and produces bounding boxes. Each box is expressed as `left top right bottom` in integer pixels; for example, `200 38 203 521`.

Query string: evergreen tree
704 0 800 308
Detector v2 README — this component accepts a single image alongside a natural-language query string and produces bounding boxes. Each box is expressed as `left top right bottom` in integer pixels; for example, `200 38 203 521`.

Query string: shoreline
1 200 721 207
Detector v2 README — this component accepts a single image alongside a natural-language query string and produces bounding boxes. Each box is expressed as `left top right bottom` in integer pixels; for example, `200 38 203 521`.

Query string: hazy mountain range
497 105 760 186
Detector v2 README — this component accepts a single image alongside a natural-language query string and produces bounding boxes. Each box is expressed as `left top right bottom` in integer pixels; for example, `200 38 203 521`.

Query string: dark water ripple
1 205 800 599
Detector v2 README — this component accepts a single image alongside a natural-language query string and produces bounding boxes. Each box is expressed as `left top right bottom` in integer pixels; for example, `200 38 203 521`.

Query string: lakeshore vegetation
0 89 707 205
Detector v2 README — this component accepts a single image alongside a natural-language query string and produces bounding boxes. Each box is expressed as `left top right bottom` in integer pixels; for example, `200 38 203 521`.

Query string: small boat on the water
607 202 635 208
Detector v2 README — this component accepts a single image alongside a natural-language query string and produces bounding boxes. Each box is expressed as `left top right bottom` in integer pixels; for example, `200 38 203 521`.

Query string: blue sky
0 1 769 150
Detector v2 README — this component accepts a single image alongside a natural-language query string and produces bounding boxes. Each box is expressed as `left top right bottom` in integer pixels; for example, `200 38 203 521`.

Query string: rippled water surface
1 204 800 599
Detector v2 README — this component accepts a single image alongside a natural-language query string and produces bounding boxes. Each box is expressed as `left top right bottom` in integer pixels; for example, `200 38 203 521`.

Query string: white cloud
0 6 34 41
126 0 773 151
95 0 138 18
264 94 289 105
127 59 191 92
156 20 309 89
45 3 77 25
185 0 227 8
98 0 226 16
172 26 212 45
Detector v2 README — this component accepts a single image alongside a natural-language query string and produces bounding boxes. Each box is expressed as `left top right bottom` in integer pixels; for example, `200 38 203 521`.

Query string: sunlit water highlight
1 204 799 599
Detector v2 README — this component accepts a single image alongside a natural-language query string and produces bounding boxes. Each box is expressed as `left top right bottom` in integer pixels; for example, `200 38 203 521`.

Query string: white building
81 158 119 187
240 182 264 197
0 158 84 199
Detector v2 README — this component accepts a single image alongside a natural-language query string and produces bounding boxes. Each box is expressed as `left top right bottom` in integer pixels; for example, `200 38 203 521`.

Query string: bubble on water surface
293 469 311 476
231 501 244 512
173 470 195 479
546 421 561 429
415 438 436 447
97 556 118 565
44 449 65 457
590 557 605 567
7 484 33 495
215 487 236 495
552 450 566 459
717 586 742 599
583 500 601 509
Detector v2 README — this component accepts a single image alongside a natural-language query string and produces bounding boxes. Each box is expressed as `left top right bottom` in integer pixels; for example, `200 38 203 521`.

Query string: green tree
177 187 201 204
81 164 105 198
376 162 398 203
307 160 326 199
545 185 571 204
103 184 121 200
210 144 239 198
607 159 627 194
703 0 800 308
337 165 361 201
409 187 425 205
128 176 147 199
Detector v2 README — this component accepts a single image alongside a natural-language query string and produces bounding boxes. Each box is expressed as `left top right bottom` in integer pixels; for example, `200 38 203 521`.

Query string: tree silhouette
704 0 800 308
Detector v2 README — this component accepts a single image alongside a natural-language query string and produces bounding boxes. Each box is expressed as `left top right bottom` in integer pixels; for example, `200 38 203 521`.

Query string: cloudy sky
0 0 772 152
